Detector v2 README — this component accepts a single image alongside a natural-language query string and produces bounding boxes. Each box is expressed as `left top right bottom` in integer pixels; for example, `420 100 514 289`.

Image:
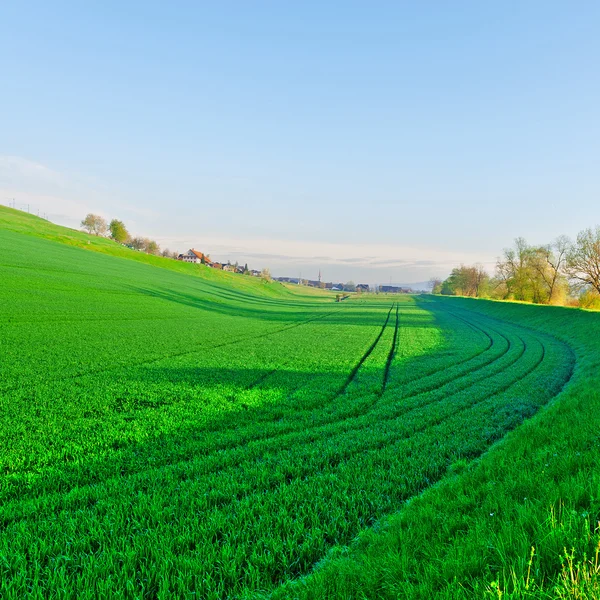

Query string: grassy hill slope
0 205 332 300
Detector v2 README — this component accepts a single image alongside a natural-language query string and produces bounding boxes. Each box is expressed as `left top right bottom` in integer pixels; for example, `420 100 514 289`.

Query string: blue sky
1 1 599 284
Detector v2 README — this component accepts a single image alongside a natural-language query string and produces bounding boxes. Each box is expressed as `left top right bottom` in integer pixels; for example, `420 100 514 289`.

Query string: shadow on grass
129 285 440 327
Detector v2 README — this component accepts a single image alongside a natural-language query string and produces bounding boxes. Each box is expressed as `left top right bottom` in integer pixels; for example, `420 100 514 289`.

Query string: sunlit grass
1 208 594 598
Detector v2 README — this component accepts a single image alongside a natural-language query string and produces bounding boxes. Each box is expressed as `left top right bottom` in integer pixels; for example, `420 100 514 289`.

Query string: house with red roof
177 249 213 265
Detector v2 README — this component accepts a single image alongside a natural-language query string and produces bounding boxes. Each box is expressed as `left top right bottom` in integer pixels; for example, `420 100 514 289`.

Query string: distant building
250 269 261 277
223 264 236 272
356 284 370 293
211 262 223 270
177 249 212 265
379 285 412 294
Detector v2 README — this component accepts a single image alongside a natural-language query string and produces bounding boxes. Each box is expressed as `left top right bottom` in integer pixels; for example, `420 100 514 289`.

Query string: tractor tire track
2 321 572 524
337 303 395 395
0 305 550 507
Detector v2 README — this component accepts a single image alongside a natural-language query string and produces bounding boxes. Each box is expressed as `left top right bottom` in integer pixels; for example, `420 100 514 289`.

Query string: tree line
431 226 600 309
80 213 178 258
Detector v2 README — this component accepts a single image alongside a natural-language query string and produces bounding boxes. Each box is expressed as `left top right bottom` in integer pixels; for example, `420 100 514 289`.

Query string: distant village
177 249 414 294
71 212 419 294
177 248 262 277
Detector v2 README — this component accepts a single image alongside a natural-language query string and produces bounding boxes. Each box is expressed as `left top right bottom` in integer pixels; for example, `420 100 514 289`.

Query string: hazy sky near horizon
2 2 599 284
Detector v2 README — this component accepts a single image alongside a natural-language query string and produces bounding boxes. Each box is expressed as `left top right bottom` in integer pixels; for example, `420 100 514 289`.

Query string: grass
0 205 332 300
1 206 598 598
269 297 600 599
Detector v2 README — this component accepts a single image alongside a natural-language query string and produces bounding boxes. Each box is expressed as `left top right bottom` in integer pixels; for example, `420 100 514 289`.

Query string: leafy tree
495 238 555 303
440 265 489 297
81 213 107 236
579 289 600 309
495 238 531 300
108 219 130 244
343 281 356 292
146 240 160 255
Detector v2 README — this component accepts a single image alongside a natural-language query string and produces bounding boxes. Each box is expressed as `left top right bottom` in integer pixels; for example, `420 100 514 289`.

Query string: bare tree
81 213 108 236
260 268 272 282
565 226 600 294
130 237 146 250
473 264 489 297
528 236 569 303
161 248 179 259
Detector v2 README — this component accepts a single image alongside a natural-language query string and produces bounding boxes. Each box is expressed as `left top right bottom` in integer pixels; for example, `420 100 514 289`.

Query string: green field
1 207 599 599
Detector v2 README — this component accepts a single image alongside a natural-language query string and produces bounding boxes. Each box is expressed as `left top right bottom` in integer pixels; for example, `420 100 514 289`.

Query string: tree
243 263 249 275
260 268 272 282
495 238 553 303
130 237 146 251
343 281 356 292
81 213 107 236
440 265 489 297
528 236 569 303
472 264 489 297
495 238 531 300
565 226 600 294
108 219 130 244
428 277 443 294
146 239 160 255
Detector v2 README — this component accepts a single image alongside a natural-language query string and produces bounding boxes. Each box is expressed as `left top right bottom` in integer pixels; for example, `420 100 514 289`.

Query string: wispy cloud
0 155 66 185
0 155 164 232
0 154 495 282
